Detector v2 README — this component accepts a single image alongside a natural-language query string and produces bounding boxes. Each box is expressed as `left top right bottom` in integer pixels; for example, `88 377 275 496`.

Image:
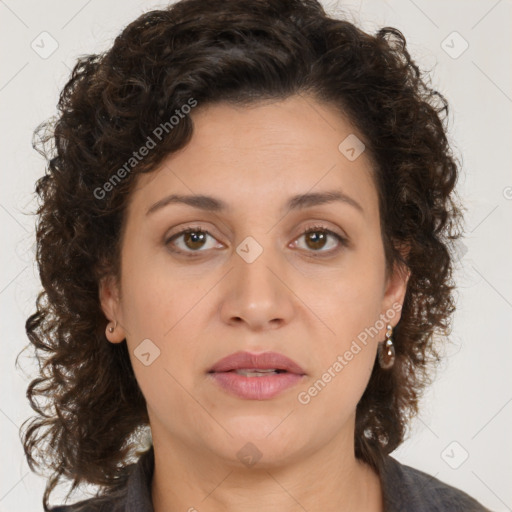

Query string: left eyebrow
284 190 364 215
145 190 364 216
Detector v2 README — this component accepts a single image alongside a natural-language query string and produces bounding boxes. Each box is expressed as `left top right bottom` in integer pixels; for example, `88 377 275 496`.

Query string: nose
219 245 295 332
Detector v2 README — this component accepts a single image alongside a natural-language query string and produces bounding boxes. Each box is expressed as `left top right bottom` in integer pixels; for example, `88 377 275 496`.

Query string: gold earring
378 324 395 370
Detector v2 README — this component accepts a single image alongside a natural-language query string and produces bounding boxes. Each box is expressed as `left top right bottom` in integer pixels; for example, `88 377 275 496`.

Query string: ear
381 250 411 326
99 275 126 343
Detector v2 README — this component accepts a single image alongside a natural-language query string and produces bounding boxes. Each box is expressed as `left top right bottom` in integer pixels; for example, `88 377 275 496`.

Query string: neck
150 428 383 512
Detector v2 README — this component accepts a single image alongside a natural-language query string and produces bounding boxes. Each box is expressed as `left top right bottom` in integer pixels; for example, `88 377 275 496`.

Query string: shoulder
49 499 117 511
380 455 492 512
49 447 155 512
48 489 127 512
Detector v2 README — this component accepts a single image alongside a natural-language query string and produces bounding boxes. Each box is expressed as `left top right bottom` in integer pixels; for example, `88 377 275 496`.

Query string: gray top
50 445 491 511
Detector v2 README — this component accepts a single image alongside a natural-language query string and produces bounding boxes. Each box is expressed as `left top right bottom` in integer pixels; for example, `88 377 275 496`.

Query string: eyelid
164 225 223 255
164 222 349 256
291 224 349 253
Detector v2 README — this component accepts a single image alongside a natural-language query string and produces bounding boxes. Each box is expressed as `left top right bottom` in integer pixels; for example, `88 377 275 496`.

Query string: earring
378 324 395 370
107 320 117 335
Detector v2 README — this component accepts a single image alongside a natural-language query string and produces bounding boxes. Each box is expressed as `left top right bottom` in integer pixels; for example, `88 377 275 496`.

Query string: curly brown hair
19 0 464 509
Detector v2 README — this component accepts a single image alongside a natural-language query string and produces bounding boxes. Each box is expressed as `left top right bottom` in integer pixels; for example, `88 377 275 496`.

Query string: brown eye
294 226 347 254
166 227 221 255
304 230 328 250
181 230 208 250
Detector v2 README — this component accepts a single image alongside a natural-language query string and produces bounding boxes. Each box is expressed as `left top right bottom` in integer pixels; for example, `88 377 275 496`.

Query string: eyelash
165 224 348 258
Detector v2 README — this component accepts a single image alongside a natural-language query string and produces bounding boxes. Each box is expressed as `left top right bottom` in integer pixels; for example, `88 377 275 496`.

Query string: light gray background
1 0 511 510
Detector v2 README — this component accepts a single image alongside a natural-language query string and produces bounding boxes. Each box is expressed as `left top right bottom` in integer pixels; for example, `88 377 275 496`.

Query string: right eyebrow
146 194 227 216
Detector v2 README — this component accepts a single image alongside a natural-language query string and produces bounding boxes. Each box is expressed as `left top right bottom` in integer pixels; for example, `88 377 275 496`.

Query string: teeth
234 369 280 377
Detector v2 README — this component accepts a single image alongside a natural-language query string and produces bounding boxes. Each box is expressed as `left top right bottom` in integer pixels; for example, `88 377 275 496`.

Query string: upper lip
208 351 306 375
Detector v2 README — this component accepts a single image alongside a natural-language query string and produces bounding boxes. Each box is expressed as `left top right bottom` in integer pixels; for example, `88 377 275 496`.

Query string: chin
205 418 311 468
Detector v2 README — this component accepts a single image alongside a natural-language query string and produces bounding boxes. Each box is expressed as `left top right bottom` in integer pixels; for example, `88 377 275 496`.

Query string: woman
21 0 491 510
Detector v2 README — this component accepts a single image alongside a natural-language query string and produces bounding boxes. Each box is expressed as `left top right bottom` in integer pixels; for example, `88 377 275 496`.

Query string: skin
100 94 410 512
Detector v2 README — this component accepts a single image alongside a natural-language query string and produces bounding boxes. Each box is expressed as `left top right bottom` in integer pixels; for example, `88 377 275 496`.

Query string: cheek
119 269 203 427
293 341 375 444
299 252 384 404
118 249 207 377
319 252 386 340
296 317 377 428
119 239 193 338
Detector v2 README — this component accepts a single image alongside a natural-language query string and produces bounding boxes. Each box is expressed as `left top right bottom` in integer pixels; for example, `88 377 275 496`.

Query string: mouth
207 351 306 400
208 350 306 375
223 368 288 376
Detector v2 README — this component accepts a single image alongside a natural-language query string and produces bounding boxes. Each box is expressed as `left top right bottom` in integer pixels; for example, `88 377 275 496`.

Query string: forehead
127 95 378 220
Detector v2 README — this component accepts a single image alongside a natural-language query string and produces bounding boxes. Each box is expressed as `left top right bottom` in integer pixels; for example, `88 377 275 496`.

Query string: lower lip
208 371 305 400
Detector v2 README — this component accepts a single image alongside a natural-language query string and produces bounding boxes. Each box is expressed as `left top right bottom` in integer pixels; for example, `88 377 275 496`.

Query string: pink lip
208 351 306 374
208 351 306 400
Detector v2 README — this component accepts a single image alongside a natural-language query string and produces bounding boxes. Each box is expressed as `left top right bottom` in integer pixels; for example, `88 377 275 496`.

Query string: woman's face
101 94 409 467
